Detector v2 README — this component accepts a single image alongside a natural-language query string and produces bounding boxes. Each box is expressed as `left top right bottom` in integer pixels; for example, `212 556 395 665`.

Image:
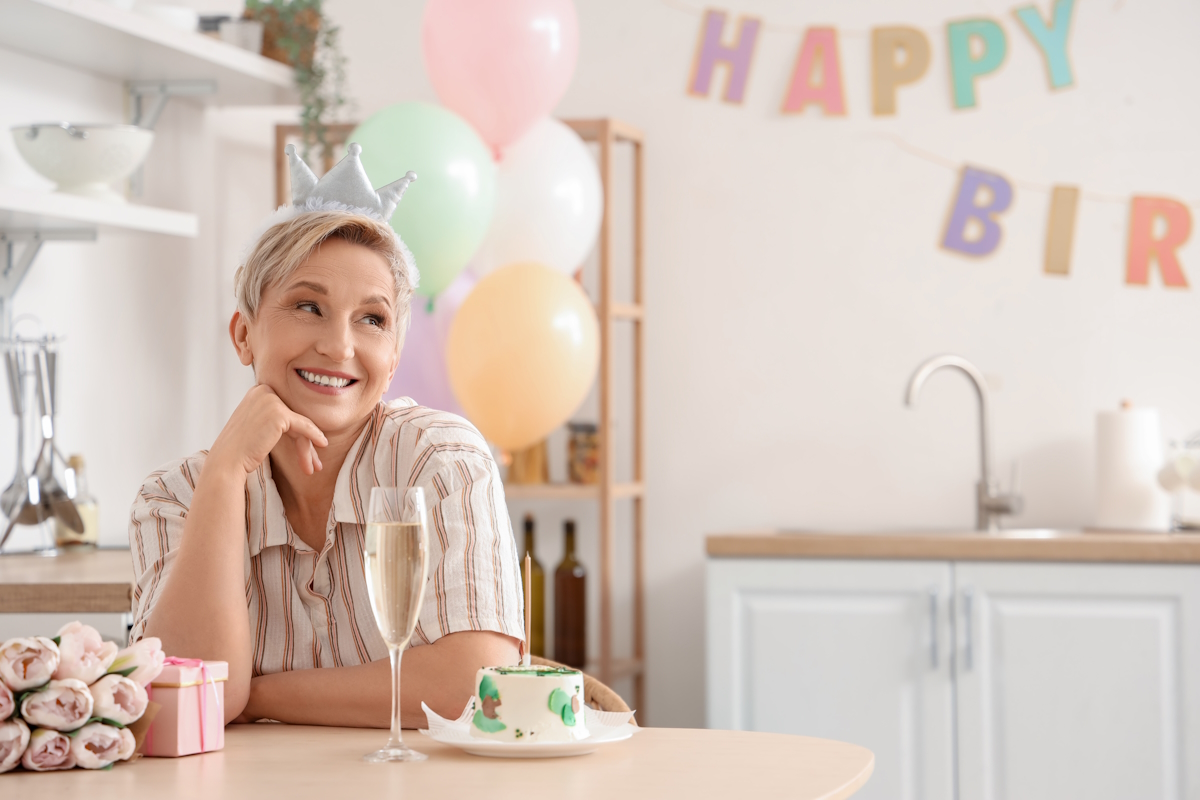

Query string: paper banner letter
1014 0 1076 89
781 27 846 115
687 9 762 104
871 27 930 115
1126 196 1191 288
1043 185 1079 276
942 166 1014 257
947 19 1008 109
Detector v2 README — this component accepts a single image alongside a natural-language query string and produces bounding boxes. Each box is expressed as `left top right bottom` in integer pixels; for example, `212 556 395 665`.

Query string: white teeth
299 369 351 388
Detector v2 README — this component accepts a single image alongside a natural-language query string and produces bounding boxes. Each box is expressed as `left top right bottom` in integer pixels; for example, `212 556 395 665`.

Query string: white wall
2 0 1198 727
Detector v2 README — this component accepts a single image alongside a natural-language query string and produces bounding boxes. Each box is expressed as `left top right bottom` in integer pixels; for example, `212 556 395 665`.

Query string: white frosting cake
470 666 590 742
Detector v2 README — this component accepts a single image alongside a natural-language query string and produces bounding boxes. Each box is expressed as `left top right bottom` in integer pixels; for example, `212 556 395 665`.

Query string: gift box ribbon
146 657 223 754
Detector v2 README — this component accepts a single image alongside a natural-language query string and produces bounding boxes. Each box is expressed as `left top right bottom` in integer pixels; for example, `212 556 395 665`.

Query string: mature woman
128 145 523 726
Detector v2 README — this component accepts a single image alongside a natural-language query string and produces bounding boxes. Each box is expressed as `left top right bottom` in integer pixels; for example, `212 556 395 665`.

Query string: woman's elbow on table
419 631 520 719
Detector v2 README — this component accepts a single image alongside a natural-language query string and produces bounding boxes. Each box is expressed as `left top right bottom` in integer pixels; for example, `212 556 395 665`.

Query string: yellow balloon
447 262 599 451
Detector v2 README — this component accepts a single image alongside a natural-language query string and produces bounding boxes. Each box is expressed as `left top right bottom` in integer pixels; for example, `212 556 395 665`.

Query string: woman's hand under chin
208 384 329 477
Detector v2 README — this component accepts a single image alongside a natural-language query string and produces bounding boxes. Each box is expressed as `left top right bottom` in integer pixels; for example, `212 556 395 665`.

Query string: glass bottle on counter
55 454 99 549
523 514 546 657
554 519 587 668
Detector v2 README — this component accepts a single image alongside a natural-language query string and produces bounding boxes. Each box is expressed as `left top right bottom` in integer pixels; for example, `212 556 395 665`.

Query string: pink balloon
385 270 477 417
422 0 579 155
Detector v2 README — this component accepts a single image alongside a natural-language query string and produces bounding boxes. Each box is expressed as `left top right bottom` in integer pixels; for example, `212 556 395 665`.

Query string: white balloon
472 118 603 277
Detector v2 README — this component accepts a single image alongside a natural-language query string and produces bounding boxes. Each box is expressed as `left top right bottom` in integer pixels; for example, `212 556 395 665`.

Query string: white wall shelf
0 185 197 237
0 0 296 107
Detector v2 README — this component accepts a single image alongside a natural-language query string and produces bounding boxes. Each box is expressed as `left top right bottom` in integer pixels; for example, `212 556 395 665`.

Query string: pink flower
0 636 60 691
0 718 30 774
108 637 165 687
53 622 118 684
117 727 137 761
20 678 93 731
71 722 124 769
89 674 148 725
21 727 75 772
0 681 13 721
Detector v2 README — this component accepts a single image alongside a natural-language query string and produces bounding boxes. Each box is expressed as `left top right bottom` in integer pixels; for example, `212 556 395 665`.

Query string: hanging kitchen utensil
33 348 83 534
0 349 28 520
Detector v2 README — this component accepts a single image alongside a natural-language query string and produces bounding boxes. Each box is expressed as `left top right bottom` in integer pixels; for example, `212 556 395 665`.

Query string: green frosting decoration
472 709 507 733
548 687 578 726
473 674 507 732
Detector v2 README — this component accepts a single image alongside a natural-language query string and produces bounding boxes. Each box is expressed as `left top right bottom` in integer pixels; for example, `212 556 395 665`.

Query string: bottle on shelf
554 519 587 668
523 514 545 657
55 454 99 549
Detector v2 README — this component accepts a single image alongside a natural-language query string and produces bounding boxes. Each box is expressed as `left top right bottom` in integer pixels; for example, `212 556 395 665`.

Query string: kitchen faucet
905 354 1023 531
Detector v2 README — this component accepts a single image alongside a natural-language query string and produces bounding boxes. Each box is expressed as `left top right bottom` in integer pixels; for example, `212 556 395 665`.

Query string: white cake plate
420 700 639 759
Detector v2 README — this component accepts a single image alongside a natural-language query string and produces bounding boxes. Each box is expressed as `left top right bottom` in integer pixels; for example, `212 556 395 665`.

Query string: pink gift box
143 659 228 757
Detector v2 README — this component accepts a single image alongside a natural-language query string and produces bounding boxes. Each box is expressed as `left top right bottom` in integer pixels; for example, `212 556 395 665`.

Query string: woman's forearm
142 456 253 723
241 631 519 728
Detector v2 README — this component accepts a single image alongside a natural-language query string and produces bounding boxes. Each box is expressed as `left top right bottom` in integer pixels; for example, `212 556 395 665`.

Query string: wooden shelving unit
560 118 646 713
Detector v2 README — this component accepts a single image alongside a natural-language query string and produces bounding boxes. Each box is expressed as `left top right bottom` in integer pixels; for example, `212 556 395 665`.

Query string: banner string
864 132 1200 209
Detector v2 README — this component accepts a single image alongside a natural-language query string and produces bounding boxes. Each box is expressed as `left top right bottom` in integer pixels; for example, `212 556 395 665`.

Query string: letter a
781 27 846 115
687 10 762 104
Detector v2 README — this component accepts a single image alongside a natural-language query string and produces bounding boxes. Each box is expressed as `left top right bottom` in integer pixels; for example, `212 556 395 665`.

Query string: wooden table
1 724 874 799
0 548 134 612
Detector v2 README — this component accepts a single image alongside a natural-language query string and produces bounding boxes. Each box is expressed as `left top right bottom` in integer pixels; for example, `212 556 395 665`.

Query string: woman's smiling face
232 237 400 436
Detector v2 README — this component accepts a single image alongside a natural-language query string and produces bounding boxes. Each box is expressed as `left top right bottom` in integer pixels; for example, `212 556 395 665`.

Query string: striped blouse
127 399 525 675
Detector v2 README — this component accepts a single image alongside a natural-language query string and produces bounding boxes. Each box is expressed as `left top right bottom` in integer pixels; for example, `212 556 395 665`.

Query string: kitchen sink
984 528 1079 539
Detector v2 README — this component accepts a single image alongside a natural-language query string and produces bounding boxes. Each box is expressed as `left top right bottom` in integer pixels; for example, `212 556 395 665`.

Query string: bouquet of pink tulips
0 622 165 773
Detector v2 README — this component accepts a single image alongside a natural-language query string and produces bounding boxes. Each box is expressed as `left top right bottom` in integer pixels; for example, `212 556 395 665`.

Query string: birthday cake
470 666 589 742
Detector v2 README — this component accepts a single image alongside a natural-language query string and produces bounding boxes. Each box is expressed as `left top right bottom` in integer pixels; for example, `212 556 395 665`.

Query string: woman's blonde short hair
234 210 416 353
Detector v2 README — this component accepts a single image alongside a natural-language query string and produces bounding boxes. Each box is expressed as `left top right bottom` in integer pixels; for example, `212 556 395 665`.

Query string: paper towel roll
1095 405 1170 530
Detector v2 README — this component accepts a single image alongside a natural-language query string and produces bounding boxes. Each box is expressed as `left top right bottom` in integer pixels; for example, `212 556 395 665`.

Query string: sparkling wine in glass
363 486 429 763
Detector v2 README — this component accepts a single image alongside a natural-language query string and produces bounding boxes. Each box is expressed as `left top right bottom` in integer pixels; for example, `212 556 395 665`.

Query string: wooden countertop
0 548 134 613
706 529 1200 564
1 723 875 799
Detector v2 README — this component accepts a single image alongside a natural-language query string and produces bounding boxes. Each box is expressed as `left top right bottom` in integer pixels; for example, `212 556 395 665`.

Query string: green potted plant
244 0 349 165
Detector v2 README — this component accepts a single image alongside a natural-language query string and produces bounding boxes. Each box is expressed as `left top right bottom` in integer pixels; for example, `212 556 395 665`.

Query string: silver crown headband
242 143 420 289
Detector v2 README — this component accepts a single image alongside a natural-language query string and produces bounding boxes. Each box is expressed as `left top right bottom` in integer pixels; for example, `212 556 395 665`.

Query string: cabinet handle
962 588 974 671
927 587 939 670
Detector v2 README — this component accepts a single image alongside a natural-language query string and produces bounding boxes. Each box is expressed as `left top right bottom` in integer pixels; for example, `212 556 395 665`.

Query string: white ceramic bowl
11 123 155 203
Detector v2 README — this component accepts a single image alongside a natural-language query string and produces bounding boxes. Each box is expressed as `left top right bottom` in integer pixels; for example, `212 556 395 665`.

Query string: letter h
688 10 761 104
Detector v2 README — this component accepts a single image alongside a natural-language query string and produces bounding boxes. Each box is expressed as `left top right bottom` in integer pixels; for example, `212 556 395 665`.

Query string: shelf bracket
127 80 216 129
126 80 216 196
0 229 96 337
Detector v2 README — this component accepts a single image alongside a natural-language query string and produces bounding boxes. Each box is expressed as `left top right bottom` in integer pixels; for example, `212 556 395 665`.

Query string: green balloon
351 102 496 297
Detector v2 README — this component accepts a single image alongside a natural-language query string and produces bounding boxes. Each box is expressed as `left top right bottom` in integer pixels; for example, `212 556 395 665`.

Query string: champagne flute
363 486 429 763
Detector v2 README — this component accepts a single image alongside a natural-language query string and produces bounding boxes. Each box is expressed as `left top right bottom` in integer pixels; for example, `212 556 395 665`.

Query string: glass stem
388 644 404 749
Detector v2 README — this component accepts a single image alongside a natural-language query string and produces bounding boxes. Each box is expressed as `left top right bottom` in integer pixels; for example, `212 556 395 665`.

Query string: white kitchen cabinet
955 562 1200 800
708 557 1200 800
707 559 956 800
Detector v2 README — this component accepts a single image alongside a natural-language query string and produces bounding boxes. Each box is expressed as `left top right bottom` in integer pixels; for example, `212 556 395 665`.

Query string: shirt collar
331 407 381 525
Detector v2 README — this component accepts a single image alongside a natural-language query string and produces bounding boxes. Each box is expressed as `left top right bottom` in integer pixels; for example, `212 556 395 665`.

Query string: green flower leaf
472 709 506 733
